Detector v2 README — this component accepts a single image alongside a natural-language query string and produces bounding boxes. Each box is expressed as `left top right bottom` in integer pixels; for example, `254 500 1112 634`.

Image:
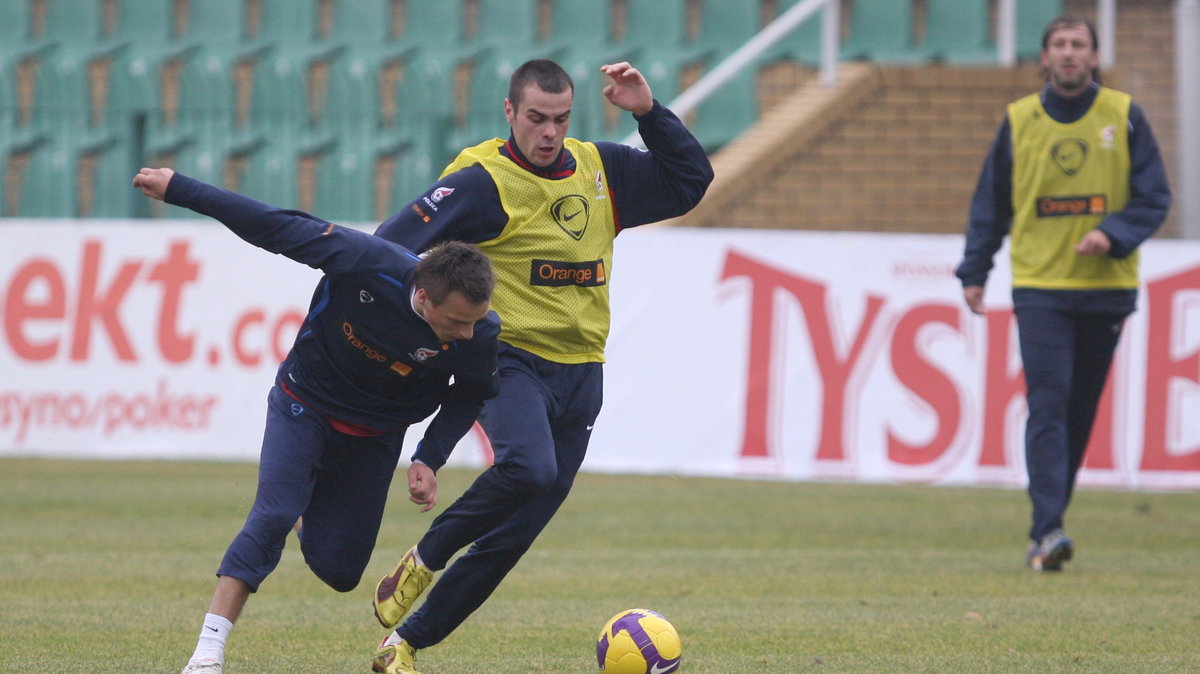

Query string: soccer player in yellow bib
369 60 712 673
956 15 1170 572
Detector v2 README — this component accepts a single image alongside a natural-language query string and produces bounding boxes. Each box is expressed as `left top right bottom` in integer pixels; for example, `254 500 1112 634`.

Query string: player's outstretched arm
132 167 176 201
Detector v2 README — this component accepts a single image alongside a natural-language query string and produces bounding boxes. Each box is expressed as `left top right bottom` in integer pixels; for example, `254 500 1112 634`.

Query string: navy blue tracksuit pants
1015 307 1126 542
397 344 603 649
218 385 406 593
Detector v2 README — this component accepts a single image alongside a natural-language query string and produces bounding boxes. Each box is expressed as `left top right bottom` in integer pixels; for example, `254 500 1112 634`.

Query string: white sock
382 631 404 648
412 547 426 568
191 613 234 662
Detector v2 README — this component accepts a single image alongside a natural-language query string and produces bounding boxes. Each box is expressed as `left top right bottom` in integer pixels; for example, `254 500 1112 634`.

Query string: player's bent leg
304 431 404 593
396 482 571 648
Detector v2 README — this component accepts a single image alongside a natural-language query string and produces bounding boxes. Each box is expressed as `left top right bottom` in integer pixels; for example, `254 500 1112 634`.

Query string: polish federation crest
1098 124 1116 150
410 347 440 362
430 187 455 203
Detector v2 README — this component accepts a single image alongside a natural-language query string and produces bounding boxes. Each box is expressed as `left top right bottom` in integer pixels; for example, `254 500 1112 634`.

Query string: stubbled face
505 84 573 167
414 289 489 342
1041 23 1098 98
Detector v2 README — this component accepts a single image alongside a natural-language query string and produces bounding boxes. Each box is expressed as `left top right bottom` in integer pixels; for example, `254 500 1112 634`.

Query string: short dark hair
1041 14 1098 51
412 241 494 307
508 59 573 109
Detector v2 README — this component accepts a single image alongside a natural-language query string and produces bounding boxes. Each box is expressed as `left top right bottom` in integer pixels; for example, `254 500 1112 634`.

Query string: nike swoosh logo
205 625 219 632
564 210 583 221
586 424 595 431
650 659 680 674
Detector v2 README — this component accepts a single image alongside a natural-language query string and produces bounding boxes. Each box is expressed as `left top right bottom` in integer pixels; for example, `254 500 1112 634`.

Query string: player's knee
302 542 369 592
308 561 364 592
506 461 557 495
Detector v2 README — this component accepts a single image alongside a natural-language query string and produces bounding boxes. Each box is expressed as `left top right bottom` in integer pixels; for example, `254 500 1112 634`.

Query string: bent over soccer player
131 167 501 674
369 60 712 673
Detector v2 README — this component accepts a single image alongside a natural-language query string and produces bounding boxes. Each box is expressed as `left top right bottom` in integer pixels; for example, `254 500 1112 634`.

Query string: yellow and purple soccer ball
596 608 682 673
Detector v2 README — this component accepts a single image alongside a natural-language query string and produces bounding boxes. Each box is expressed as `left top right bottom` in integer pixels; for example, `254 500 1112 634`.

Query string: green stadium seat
473 0 540 47
450 0 571 151
1 50 49 216
330 0 477 184
109 0 176 42
922 0 993 63
0 64 23 216
249 0 347 145
398 0 472 50
257 0 346 65
1017 0 1064 59
80 122 140 218
327 0 420 65
144 0 271 199
548 0 615 50
238 126 337 213
180 0 251 43
257 0 322 42
453 54 530 148
320 1 444 212
841 0 920 62
105 0 202 135
698 0 761 58
546 0 633 140
17 50 121 218
148 56 261 213
604 0 712 142
0 0 56 64
620 0 709 101
312 55 419 221
328 0 392 44
40 0 112 54
15 136 77 216
238 135 304 210
172 0 274 79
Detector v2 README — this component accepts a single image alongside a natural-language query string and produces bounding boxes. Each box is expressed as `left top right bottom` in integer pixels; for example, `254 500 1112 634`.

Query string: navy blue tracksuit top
165 174 500 468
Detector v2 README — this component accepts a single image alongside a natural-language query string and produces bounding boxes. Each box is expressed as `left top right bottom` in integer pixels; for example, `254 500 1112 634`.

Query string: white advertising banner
2 222 1198 490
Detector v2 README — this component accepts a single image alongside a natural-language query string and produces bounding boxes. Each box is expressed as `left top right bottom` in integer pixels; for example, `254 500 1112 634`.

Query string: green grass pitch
1 458 1197 673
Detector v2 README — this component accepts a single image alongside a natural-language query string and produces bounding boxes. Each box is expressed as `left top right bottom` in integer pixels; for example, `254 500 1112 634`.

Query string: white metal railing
1178 0 1200 238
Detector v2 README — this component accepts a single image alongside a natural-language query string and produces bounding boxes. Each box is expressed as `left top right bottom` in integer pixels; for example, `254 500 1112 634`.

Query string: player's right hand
963 286 985 315
407 462 438 512
132 167 175 201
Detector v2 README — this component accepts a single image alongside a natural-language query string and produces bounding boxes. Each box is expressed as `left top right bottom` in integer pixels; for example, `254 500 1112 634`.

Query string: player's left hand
132 167 175 201
1075 229 1112 256
407 462 438 512
601 62 654 116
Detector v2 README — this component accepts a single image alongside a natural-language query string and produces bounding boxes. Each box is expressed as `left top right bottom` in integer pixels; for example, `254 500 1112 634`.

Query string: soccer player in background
955 15 1170 571
132 167 501 674
368 60 713 673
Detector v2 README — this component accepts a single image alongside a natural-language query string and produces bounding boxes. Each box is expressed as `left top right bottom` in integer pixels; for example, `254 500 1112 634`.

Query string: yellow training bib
442 139 617 363
1008 87 1138 289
